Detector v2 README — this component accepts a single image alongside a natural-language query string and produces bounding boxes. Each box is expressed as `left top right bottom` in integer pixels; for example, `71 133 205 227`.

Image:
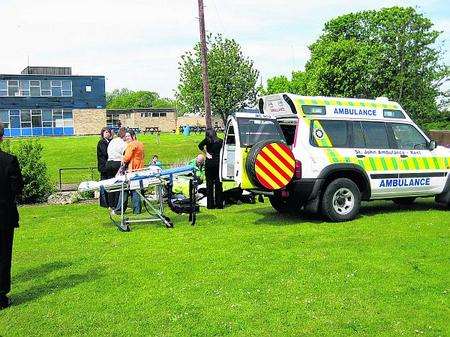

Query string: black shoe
0 295 10 310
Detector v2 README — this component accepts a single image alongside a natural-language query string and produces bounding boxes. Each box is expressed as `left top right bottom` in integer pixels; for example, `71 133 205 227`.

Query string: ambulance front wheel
321 178 361 222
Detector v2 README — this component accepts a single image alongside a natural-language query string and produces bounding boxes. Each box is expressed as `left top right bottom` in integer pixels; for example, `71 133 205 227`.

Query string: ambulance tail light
294 160 302 179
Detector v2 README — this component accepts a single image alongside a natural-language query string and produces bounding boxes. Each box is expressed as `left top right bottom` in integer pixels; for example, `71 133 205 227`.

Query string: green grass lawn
0 199 448 336
11 133 205 184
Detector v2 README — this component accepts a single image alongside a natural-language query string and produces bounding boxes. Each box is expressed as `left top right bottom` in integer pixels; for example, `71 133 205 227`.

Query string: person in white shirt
104 127 126 208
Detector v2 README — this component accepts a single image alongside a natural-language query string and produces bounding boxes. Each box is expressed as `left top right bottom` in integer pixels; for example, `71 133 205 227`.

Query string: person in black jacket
97 127 111 207
198 128 223 209
0 122 24 310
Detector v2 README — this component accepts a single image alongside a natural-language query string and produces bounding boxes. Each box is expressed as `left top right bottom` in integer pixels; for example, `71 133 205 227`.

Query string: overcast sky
1 0 449 97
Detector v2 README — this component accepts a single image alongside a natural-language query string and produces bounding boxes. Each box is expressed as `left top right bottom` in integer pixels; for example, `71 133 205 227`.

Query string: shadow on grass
252 208 323 226
248 199 442 225
14 261 74 283
359 199 441 217
100 212 218 230
12 268 102 306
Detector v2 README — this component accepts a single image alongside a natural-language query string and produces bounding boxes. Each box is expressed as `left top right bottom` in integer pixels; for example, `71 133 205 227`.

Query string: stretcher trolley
78 165 200 231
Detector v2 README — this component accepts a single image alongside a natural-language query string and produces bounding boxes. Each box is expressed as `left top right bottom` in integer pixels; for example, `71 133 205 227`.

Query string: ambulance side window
310 120 349 148
351 121 366 148
389 123 427 150
361 122 390 149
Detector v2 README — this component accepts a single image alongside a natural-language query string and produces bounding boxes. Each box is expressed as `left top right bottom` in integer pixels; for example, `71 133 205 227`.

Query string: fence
58 167 99 191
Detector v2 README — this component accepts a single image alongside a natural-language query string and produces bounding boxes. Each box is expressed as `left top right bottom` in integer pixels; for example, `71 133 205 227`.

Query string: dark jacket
97 138 109 173
0 150 24 229
198 138 223 168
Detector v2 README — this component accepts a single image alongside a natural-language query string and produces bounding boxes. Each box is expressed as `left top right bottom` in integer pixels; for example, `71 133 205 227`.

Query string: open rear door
221 118 241 181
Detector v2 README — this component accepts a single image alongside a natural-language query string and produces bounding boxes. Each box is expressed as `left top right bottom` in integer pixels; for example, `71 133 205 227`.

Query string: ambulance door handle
400 154 408 158
356 154 365 158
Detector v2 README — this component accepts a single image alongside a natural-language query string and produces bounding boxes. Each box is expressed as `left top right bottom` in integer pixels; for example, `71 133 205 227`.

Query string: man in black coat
0 122 24 309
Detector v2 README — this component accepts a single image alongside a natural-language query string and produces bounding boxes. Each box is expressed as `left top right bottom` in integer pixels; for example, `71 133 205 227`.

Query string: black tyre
392 197 416 205
321 178 361 222
269 194 303 214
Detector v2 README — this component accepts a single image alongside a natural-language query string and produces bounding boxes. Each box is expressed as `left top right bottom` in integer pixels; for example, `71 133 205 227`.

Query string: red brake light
295 160 302 179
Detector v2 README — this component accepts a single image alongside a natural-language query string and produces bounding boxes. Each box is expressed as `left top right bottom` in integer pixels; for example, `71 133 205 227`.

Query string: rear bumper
289 178 323 201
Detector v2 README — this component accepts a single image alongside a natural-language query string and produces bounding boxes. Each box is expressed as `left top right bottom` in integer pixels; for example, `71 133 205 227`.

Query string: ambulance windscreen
237 118 285 147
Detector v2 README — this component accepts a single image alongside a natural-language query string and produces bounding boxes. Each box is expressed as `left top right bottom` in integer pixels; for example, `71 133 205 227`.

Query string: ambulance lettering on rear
379 178 431 188
334 107 377 116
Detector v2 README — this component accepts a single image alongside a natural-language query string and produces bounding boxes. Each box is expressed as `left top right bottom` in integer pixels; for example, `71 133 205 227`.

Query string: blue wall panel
43 128 53 136
63 127 74 135
32 127 43 136
10 128 20 137
21 128 32 136
0 74 106 110
53 127 63 136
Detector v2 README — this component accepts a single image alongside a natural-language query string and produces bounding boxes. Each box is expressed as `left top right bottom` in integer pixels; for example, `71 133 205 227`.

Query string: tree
106 89 175 109
176 34 260 123
266 7 449 126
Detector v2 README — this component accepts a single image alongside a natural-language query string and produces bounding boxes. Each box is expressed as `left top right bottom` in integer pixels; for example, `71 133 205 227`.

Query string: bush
4 140 54 204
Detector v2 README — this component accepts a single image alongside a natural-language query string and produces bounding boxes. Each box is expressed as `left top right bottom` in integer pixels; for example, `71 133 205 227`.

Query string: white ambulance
220 94 450 221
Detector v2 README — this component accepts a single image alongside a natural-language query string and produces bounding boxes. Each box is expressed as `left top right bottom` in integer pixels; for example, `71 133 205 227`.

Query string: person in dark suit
97 127 111 208
198 128 223 209
0 121 24 310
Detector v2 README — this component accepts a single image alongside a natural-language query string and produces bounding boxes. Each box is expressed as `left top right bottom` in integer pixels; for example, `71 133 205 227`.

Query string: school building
0 66 223 137
0 66 106 136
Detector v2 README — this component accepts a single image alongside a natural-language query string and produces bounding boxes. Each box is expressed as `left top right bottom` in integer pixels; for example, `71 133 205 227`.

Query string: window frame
309 119 351 148
386 122 429 150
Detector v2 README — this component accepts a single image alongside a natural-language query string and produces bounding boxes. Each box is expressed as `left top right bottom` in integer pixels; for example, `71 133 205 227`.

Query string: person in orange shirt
123 130 145 172
112 130 145 219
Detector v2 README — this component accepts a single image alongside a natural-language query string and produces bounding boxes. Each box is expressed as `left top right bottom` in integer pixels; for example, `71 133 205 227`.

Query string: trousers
0 228 14 296
205 165 223 209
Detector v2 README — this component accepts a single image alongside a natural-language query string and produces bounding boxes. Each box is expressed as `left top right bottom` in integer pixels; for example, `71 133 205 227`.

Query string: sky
0 0 449 98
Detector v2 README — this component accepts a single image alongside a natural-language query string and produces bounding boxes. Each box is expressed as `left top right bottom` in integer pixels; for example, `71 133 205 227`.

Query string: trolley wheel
118 219 131 232
162 215 174 228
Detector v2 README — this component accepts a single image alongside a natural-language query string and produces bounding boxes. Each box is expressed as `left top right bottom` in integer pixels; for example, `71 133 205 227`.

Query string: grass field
11 133 205 184
0 199 448 336
2 134 449 336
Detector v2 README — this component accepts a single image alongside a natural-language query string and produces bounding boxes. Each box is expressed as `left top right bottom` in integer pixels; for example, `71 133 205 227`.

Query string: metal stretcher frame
105 166 199 232
109 178 173 232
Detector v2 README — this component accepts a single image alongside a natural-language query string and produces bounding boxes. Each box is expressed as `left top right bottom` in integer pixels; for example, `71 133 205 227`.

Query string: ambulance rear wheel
269 195 302 214
321 178 361 222
392 197 416 205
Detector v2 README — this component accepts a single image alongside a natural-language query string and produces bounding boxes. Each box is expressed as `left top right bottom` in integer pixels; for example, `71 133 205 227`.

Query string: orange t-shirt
123 140 145 172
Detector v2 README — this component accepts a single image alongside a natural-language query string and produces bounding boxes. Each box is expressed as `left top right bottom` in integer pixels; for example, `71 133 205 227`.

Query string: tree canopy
106 89 175 109
266 7 449 127
176 34 260 123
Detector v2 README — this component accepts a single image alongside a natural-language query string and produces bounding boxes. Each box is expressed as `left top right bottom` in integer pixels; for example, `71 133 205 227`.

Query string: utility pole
197 0 212 129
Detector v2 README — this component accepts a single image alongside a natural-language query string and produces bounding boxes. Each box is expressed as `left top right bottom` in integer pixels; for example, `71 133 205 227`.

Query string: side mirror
428 140 437 151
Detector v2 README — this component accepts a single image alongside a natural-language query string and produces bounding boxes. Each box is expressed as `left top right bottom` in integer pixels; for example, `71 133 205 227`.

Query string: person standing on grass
105 127 127 208
198 128 223 209
0 121 24 310
113 130 145 217
97 127 112 207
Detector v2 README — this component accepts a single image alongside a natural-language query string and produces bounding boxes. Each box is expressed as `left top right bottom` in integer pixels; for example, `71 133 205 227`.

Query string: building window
32 110 42 127
19 80 30 96
8 80 19 97
62 80 72 96
20 109 31 128
0 80 7 96
41 80 51 96
1 79 72 97
0 110 9 128
30 80 41 97
53 109 64 127
160 113 166 117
